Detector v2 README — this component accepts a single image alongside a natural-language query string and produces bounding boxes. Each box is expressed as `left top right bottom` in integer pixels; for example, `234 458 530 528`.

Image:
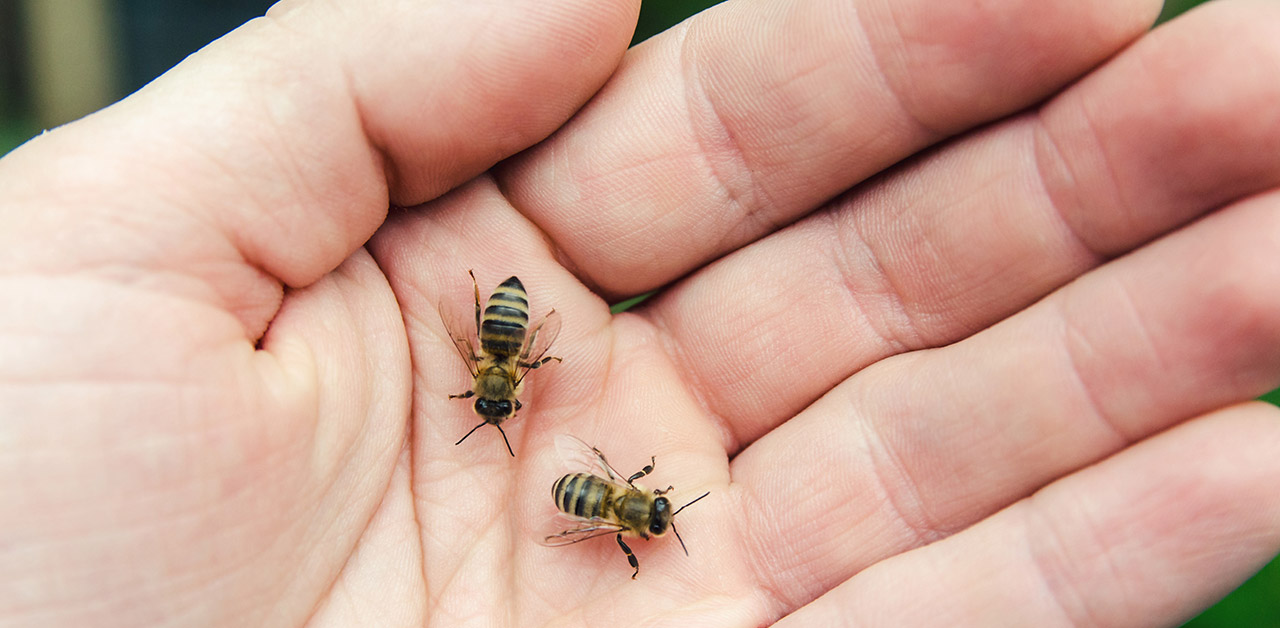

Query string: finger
728 188 1280 610
642 0 1280 446
0 0 639 337
499 0 1161 296
772 404 1280 627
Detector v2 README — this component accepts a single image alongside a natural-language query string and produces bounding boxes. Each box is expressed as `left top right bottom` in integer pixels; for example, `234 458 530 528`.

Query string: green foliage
1184 552 1280 627
0 117 37 157
610 293 652 314
1158 0 1218 25
1262 387 1280 408
632 0 725 45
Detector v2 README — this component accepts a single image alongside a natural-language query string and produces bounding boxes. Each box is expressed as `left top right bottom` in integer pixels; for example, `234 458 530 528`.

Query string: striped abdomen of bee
550 471 654 579
552 473 661 536
478 276 531 360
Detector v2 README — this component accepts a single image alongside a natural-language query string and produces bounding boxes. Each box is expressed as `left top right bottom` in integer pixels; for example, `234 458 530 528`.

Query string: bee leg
468 269 481 333
626 456 656 485
520 355 562 369
514 399 523 411
616 533 639 579
449 390 475 400
519 314 556 361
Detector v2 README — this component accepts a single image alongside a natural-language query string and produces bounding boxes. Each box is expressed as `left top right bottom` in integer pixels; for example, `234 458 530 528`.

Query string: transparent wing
554 434 625 481
540 519 625 547
438 297 479 378
514 308 562 386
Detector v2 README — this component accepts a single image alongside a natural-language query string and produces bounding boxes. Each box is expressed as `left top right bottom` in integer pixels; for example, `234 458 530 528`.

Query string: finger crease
1055 293 1134 446
855 2 950 142
1021 498 1116 628
857 411 947 547
1032 109 1119 264
826 208 925 354
678 24 781 251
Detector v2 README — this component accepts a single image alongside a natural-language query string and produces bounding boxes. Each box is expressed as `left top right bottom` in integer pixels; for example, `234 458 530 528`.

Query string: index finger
498 0 1161 297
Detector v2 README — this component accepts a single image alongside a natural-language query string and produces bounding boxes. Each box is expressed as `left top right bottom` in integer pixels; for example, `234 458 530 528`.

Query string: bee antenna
672 491 710 517
455 422 486 447
671 522 690 557
495 424 515 457
455 422 516 457
668 491 709 558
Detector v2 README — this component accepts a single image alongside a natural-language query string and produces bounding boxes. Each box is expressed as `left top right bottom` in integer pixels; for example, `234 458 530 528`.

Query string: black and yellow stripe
479 276 529 358
554 473 614 520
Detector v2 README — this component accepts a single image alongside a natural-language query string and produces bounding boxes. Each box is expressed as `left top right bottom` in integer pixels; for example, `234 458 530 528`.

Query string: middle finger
497 0 1159 297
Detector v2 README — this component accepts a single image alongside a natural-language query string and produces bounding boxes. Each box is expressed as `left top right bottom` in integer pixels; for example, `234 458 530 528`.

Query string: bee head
473 398 515 420
649 496 673 536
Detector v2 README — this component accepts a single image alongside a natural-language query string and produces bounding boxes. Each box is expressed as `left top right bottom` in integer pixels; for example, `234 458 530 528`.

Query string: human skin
3 0 1280 626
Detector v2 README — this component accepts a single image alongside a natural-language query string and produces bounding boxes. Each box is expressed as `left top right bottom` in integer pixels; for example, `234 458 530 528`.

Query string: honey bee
441 271 561 457
544 435 710 579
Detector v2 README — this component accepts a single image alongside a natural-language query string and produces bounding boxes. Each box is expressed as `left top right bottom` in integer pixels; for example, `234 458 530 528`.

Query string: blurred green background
1 0 1275 625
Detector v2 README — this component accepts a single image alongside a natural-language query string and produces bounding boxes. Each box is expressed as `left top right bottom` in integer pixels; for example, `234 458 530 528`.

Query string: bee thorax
474 367 516 398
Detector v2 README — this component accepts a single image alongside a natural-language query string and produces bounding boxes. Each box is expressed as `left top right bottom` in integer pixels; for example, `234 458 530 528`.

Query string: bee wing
554 434 626 481
438 298 479 378
540 519 626 547
514 308 562 385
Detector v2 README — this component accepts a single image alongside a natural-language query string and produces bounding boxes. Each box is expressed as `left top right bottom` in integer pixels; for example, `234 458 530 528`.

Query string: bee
441 271 561 457
544 435 710 579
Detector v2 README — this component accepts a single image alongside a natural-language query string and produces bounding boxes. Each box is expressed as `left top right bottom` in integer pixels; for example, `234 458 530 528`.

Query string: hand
3 0 1279 626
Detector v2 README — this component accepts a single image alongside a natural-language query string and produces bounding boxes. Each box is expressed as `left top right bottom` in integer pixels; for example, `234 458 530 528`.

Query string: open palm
5 0 1280 626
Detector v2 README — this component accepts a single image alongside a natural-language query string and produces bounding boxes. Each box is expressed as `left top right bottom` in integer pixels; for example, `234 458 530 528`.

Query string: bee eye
649 497 672 536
